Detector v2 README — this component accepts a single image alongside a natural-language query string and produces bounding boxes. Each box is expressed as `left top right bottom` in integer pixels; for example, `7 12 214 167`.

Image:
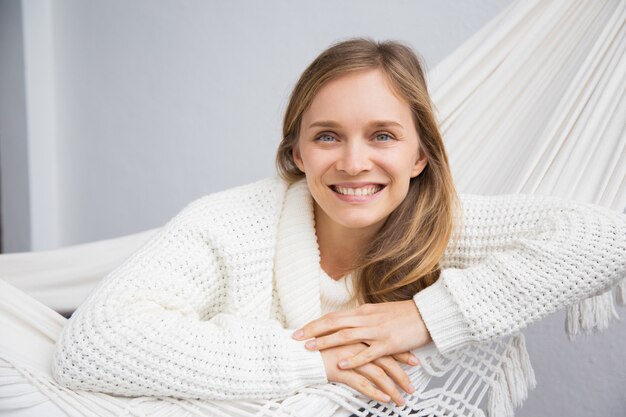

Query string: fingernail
409 356 419 365
292 329 304 340
382 394 391 402
338 360 349 368
408 383 415 394
397 397 406 406
305 340 317 349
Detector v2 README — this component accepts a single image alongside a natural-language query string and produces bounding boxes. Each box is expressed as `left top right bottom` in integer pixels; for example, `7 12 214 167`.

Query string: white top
51 176 626 416
320 272 356 315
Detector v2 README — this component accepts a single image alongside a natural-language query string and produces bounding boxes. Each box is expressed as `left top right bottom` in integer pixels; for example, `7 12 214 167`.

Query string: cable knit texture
51 176 626 415
413 194 626 354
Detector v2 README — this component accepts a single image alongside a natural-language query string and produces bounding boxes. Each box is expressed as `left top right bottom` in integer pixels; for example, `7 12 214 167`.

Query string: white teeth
333 185 382 196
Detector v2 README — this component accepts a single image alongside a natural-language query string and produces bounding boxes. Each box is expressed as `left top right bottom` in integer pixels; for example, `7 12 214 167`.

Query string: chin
334 213 387 231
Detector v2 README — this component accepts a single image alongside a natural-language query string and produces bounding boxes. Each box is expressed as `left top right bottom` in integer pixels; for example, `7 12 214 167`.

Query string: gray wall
1 1 624 416
0 0 30 252
1 0 516 251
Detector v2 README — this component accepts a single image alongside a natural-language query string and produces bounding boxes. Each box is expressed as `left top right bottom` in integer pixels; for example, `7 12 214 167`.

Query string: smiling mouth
330 184 386 196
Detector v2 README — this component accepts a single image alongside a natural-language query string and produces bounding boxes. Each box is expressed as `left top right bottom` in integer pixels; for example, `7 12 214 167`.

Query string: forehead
303 68 413 126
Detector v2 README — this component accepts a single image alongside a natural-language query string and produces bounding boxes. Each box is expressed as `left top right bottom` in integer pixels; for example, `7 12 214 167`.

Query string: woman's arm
294 194 626 367
52 193 328 401
414 193 626 355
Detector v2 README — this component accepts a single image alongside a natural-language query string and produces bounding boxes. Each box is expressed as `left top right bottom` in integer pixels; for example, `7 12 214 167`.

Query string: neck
313 203 383 280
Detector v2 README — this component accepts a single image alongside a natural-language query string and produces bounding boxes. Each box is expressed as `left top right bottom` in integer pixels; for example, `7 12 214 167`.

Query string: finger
304 327 374 351
339 370 393 404
374 356 415 395
338 345 386 370
392 352 420 366
292 311 366 340
354 363 405 407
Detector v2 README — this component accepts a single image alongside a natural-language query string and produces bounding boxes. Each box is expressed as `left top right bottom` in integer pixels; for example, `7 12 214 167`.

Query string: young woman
8 38 625 417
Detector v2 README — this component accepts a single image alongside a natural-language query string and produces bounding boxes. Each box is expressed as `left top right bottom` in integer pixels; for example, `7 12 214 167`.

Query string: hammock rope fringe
565 280 625 341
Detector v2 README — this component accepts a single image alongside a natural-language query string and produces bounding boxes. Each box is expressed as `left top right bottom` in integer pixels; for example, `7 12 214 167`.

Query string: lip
331 182 386 187
328 183 386 203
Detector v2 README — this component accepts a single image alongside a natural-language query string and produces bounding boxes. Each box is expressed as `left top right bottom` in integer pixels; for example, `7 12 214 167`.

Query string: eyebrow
307 120 404 130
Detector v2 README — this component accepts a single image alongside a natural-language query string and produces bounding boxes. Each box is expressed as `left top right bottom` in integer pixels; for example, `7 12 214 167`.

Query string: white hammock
0 229 157 314
430 0 625 210
1 0 624 416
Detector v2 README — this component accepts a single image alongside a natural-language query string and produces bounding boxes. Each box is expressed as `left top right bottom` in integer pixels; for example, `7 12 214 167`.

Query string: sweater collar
274 178 323 329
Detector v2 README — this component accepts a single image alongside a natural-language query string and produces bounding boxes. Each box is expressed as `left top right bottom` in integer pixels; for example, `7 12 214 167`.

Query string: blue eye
316 134 336 142
375 133 393 141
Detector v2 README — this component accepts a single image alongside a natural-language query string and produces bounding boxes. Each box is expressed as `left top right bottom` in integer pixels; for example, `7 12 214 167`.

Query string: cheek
376 151 413 176
388 177 412 203
306 149 336 171
396 151 420 176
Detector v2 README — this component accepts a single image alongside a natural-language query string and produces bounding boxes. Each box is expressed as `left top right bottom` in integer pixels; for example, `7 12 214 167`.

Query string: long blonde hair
276 37 461 303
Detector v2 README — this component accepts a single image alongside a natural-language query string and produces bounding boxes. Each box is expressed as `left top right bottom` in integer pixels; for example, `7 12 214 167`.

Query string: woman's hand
293 300 432 370
320 342 416 407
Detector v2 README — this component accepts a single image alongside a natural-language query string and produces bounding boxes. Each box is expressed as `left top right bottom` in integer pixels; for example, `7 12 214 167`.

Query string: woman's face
293 68 428 234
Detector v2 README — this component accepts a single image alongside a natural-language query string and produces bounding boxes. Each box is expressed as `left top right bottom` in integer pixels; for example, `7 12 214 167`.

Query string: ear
292 144 305 172
411 148 428 178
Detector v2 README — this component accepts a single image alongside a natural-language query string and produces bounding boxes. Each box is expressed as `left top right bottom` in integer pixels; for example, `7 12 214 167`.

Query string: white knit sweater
52 177 626 416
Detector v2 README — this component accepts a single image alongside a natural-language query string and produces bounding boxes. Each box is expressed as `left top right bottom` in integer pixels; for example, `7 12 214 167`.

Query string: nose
335 140 373 175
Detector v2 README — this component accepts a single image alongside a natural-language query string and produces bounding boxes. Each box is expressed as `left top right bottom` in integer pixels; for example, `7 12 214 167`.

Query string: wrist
407 299 433 348
413 274 474 354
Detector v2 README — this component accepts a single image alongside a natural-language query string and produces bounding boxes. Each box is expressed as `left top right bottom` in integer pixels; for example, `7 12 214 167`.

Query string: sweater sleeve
51 196 328 401
413 194 626 355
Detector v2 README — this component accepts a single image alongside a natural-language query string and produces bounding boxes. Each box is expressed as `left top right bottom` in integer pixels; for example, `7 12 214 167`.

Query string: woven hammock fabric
0 0 625 416
429 0 625 210
0 229 156 313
